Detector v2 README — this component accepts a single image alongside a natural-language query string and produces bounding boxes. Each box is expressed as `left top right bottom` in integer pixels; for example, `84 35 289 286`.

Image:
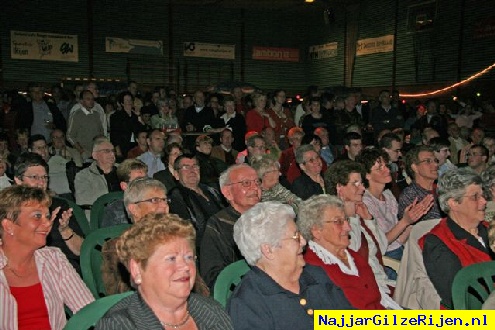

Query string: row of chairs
65 256 495 329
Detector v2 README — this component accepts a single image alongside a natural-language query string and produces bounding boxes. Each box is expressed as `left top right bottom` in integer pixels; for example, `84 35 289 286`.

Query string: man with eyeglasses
466 144 489 175
14 152 85 275
398 146 443 223
74 137 120 212
200 163 261 291
168 154 226 249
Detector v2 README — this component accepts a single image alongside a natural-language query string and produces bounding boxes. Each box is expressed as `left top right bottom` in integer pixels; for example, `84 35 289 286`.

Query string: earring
135 277 142 285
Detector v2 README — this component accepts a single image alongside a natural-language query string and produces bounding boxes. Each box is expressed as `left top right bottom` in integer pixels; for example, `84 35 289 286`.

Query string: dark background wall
1 0 494 96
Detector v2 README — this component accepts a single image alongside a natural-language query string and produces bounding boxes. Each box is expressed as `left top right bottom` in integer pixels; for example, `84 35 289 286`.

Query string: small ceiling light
305 0 315 3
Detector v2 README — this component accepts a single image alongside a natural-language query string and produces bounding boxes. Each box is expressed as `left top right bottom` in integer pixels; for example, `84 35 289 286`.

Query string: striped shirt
0 247 95 330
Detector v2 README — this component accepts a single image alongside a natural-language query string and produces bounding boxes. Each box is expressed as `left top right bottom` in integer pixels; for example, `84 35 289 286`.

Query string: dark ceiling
170 0 355 10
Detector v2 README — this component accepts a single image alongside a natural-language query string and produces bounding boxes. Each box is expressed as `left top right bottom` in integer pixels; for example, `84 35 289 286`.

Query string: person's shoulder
96 294 137 329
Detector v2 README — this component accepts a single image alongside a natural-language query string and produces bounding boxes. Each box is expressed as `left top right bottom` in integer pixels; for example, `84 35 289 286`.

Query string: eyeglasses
95 148 115 154
283 231 302 243
303 157 321 165
462 193 485 202
177 164 200 171
417 158 439 164
349 180 364 187
134 197 170 205
226 178 261 188
23 175 49 181
324 217 350 226
263 169 280 176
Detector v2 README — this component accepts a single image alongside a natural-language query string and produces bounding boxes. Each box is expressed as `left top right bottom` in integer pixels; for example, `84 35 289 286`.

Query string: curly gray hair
438 167 483 213
124 178 167 209
233 202 295 266
298 194 344 241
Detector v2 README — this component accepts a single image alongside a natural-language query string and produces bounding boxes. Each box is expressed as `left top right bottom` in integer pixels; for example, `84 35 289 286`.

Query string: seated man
137 129 166 178
211 128 238 166
195 134 226 190
168 154 226 248
74 137 120 212
337 132 363 161
100 159 148 228
200 164 261 290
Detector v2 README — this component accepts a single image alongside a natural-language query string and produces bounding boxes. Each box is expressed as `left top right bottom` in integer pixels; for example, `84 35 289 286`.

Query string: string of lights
400 62 495 98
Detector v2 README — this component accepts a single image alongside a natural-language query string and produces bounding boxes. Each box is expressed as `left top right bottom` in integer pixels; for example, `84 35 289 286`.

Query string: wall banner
252 46 300 62
356 35 394 56
183 42 235 60
105 37 163 55
11 30 78 62
309 42 338 60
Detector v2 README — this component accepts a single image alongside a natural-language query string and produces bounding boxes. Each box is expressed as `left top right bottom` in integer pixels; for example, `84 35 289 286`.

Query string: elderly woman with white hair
420 168 495 309
250 155 301 212
227 201 352 330
298 194 401 310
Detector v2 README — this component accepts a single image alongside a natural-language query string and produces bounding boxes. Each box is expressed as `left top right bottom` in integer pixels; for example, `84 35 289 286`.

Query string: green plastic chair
452 260 495 309
80 224 131 299
63 291 133 330
213 259 250 308
61 198 91 236
90 191 124 231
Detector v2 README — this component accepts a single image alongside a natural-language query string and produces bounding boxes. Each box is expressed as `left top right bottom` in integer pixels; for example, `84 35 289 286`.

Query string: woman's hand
57 208 73 233
355 201 372 220
403 195 435 224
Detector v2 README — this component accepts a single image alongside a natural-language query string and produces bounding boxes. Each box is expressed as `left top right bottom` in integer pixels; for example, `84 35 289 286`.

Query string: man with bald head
200 163 261 290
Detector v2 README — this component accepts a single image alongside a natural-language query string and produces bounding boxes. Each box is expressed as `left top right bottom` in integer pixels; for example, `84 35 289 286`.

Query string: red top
245 109 270 133
10 283 51 330
304 248 385 310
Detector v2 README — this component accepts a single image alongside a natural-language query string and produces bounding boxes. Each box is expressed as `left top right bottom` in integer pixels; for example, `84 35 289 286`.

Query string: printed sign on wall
183 42 235 60
252 46 300 62
106 37 163 55
309 42 338 60
11 30 78 62
356 35 394 56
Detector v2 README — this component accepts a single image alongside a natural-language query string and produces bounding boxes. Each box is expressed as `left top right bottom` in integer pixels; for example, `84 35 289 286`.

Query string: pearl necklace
160 311 190 329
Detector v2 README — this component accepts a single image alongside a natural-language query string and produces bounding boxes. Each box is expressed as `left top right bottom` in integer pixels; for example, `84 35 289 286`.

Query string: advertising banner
11 30 78 62
105 37 163 55
183 42 235 60
356 35 394 56
309 42 338 60
252 46 300 62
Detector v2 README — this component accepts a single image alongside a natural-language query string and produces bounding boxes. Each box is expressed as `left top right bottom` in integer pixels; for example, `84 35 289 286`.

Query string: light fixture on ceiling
305 0 315 3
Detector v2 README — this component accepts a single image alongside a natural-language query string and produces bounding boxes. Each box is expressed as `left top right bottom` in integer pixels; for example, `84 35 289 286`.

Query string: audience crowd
1 82 495 328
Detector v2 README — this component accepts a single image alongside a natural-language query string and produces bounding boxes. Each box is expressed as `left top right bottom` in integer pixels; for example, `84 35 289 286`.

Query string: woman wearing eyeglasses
299 195 401 310
13 152 86 275
0 186 94 330
420 168 495 309
291 144 325 200
228 202 353 330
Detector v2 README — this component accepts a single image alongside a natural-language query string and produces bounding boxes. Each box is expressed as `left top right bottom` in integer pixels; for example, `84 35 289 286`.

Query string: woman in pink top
0 186 94 330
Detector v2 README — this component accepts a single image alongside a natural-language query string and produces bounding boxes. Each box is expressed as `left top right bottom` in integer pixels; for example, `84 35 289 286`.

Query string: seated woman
291 145 325 200
251 155 301 213
358 149 434 261
96 213 232 329
421 167 495 309
298 194 401 310
0 186 94 329
14 152 86 275
227 202 352 330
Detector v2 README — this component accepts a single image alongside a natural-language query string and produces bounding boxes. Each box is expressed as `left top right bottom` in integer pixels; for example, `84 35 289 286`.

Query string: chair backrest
63 291 133 330
61 198 91 236
452 260 495 310
213 259 250 308
90 191 124 231
80 224 131 299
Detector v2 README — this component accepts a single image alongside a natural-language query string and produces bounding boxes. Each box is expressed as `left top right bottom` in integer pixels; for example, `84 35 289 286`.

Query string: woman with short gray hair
228 201 352 329
251 155 301 212
291 144 325 200
421 167 495 309
298 195 401 310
